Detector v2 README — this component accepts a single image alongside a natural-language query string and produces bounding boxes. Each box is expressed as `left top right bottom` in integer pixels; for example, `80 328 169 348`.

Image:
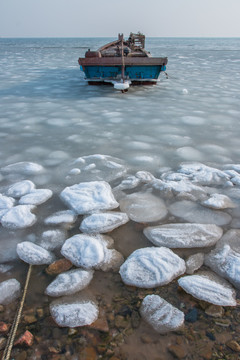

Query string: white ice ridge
178 271 237 306
119 247 186 288
17 241 55 265
6 180 36 198
204 244 240 289
80 211 129 233
0 279 21 305
1 161 44 175
60 181 119 214
50 294 99 327
143 223 223 248
140 294 184 333
119 191 167 223
44 210 77 225
1 205 36 229
45 269 94 297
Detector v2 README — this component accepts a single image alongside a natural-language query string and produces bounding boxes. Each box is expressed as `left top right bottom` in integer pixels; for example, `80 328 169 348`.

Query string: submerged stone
60 181 119 214
50 294 99 327
6 180 36 198
140 294 184 333
0 279 21 305
178 271 237 306
45 269 94 297
143 223 223 248
80 211 129 233
17 241 55 265
119 247 186 288
19 189 53 205
1 205 36 229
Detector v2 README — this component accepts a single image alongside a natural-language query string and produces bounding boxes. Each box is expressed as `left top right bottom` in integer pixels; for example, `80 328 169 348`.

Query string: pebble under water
1 37 240 360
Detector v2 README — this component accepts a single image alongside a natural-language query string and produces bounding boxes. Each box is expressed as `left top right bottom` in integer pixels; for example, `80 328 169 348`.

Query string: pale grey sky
0 0 239 38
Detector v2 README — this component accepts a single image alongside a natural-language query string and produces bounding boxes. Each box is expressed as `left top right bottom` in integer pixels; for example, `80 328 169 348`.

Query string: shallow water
1 37 240 359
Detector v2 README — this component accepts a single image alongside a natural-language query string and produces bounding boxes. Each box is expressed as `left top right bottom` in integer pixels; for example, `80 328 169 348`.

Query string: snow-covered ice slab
1 162 44 175
201 194 236 210
39 230 66 251
135 170 156 183
60 181 119 214
1 205 36 229
45 269 94 297
205 244 240 289
19 189 53 205
114 175 141 191
0 194 15 209
140 294 184 333
144 223 223 248
178 271 237 306
119 247 186 288
119 192 167 223
6 180 36 198
0 279 21 305
80 211 129 234
44 210 77 225
152 178 206 200
50 294 99 327
169 200 232 226
17 241 55 265
186 253 204 274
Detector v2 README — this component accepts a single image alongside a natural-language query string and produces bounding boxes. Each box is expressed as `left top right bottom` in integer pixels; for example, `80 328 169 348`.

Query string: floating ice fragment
178 271 237 306
0 279 21 305
119 191 167 223
135 171 156 183
6 180 36 198
205 245 240 289
186 253 205 274
45 269 94 297
169 200 232 226
1 162 44 175
182 88 189 95
144 223 223 248
140 294 184 333
17 241 55 265
19 189 53 205
1 205 36 229
201 194 236 210
0 193 15 209
215 229 240 253
177 147 204 161
80 212 129 234
152 179 206 200
44 210 77 225
50 294 99 327
60 181 119 214
114 176 141 191
68 168 81 175
39 230 66 251
119 247 186 288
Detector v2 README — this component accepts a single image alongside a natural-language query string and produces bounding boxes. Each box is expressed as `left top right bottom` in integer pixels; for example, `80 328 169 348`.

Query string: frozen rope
2 264 33 360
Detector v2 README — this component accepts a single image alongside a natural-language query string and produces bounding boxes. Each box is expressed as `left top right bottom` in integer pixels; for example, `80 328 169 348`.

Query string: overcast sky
1 0 240 38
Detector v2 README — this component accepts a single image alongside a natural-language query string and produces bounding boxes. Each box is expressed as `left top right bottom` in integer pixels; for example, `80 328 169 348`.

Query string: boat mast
120 34 125 83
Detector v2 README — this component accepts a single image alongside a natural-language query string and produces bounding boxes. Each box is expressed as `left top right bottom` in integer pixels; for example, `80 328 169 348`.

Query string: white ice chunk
50 294 99 327
17 241 55 265
1 162 44 175
169 200 232 226
152 179 206 200
0 193 15 209
178 271 237 306
114 176 141 191
80 211 129 234
68 168 81 175
60 181 119 214
201 194 236 210
0 279 21 305
19 189 53 205
6 180 36 198
216 229 240 253
205 244 240 289
186 253 205 274
1 205 36 229
119 192 167 223
119 247 186 288
39 230 66 251
45 269 94 297
140 294 184 333
44 210 77 225
135 171 156 183
144 223 223 248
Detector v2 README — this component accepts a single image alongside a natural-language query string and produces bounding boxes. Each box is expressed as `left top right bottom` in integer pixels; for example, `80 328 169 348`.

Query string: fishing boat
78 33 168 91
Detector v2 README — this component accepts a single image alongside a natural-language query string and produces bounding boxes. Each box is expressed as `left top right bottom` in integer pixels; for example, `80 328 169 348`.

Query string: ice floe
119 247 186 288
215 229 240 252
143 223 223 248
0 193 15 209
6 180 36 198
60 181 119 214
140 294 184 333
1 205 36 229
45 269 94 297
38 230 66 251
152 178 206 200
80 211 129 234
0 279 21 305
186 253 205 274
1 161 44 175
19 189 53 205
50 294 99 327
119 191 167 223
201 194 236 210
17 241 55 265
44 210 77 225
178 271 237 306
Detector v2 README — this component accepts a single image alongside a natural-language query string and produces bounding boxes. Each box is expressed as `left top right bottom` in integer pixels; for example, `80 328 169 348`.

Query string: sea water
0 37 240 358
